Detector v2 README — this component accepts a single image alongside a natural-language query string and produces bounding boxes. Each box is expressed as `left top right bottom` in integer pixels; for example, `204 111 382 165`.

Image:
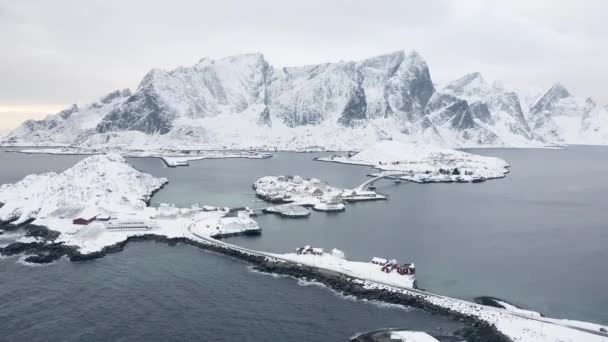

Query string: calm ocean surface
1 146 607 340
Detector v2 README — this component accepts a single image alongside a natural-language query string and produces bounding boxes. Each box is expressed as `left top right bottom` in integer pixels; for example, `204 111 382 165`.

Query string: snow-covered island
12 147 272 167
0 154 260 257
253 175 384 216
254 175 385 204
318 140 510 183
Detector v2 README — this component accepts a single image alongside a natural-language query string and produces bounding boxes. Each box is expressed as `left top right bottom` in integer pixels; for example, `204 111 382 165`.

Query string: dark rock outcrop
530 83 571 115
97 91 176 134
339 85 368 127
257 106 272 127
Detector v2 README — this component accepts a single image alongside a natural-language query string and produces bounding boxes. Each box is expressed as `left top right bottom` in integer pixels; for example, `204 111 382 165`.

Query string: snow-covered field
318 140 510 183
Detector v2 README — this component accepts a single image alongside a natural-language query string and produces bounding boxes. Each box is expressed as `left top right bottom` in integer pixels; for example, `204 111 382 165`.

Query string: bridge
353 171 410 191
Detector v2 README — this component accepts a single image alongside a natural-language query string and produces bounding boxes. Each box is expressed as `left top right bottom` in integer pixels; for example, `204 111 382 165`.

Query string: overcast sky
1 0 606 131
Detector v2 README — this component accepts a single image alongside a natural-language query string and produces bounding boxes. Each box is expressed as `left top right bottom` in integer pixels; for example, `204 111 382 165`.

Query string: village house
105 220 151 231
396 263 416 275
310 188 324 196
371 257 388 265
381 259 399 273
72 215 97 225
296 245 323 255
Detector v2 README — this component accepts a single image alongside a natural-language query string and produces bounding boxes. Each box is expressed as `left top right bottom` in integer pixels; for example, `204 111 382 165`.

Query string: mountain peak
530 82 572 115
404 50 428 69
461 72 485 84
197 53 266 66
547 82 571 98
443 72 488 98
407 50 422 60
219 52 266 64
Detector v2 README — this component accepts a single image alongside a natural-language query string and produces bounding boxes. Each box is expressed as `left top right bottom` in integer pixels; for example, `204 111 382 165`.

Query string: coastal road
188 225 608 339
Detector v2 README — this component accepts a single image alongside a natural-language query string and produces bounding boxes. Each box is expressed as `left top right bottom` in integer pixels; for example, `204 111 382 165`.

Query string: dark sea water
1 146 608 340
0 243 459 341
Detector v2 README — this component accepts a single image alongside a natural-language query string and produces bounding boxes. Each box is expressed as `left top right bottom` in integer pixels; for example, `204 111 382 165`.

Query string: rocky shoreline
0 222 510 342
350 328 463 342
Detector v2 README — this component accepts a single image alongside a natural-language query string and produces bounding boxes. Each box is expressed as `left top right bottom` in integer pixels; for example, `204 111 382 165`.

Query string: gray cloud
0 0 606 121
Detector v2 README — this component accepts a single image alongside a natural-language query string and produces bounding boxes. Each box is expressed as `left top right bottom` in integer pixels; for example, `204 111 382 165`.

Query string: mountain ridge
3 50 607 150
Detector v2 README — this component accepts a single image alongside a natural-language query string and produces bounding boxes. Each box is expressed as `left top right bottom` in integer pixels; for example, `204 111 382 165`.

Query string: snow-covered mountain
2 89 131 146
3 51 607 150
528 83 608 144
426 72 533 146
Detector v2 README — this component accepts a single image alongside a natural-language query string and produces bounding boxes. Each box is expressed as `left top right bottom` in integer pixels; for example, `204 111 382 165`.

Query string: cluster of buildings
296 245 324 255
295 246 346 259
371 257 416 275
281 176 331 199
70 208 152 231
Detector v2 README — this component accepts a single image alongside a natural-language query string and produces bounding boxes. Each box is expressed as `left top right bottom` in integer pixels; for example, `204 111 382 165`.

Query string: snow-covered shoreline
6 147 272 167
317 140 510 183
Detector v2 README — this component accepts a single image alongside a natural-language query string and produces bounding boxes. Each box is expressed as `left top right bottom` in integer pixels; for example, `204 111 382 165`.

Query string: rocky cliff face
438 73 533 142
3 51 608 149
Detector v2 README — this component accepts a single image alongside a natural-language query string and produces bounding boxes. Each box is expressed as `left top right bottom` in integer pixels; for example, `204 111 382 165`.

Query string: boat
313 201 345 212
367 185 376 190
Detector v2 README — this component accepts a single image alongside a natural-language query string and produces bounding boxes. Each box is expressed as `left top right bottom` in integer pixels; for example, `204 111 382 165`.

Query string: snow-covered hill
0 153 167 224
3 51 607 150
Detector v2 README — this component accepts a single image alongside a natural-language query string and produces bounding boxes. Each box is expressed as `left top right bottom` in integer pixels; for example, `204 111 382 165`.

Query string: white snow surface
0 153 167 224
275 252 416 289
389 331 439 342
360 281 607 342
495 299 542 318
319 140 509 183
253 175 385 204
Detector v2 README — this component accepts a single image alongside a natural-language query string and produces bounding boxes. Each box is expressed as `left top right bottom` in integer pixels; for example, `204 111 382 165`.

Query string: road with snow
188 224 608 341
